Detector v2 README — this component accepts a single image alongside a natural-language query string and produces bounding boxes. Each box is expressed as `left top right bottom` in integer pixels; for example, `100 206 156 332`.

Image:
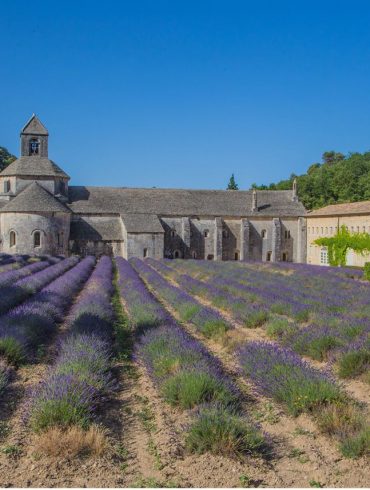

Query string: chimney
292 178 298 202
252 189 258 211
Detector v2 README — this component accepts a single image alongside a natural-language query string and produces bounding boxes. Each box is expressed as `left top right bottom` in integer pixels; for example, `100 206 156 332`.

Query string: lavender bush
237 341 343 416
0 260 49 288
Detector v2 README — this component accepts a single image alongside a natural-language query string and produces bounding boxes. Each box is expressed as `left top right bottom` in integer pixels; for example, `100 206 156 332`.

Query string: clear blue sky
1 1 370 189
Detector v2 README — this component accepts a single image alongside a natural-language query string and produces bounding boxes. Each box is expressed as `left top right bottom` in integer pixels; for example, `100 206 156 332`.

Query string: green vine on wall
314 225 370 266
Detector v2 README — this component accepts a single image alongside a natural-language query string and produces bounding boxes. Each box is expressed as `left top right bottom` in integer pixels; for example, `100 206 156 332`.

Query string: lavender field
0 254 369 488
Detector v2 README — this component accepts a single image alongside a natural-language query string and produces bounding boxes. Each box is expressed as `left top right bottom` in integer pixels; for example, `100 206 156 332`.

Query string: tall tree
0 147 16 172
227 173 239 190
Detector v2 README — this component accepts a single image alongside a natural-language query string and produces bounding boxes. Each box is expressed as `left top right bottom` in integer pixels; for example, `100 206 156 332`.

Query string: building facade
307 201 370 266
0 115 307 261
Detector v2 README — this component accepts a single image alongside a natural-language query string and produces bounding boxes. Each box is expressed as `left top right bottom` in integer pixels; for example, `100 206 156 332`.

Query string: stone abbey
0 115 307 261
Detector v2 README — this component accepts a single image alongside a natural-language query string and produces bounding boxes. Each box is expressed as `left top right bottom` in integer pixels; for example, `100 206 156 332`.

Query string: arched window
29 138 40 155
261 229 267 239
174 250 181 259
234 251 239 261
34 231 41 247
143 248 148 258
204 230 209 238
10 231 16 247
170 229 176 238
266 251 272 261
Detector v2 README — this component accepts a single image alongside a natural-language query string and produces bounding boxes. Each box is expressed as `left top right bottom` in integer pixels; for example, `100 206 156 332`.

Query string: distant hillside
252 151 370 210
0 147 16 172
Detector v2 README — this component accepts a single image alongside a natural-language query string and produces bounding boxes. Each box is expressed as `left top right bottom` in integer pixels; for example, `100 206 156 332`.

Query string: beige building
307 201 370 266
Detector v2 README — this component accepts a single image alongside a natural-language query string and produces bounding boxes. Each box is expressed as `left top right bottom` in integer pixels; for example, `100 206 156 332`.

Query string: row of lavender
136 259 368 458
167 259 370 381
116 257 266 456
130 258 230 339
28 256 115 432
0 257 97 400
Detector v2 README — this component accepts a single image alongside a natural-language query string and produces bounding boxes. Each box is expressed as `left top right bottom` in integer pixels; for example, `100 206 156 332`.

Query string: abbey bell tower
20 114 49 157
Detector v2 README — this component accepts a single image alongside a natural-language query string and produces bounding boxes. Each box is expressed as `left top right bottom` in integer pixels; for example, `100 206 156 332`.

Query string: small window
204 230 209 238
29 138 40 155
207 254 214 260
284 230 291 239
10 231 16 247
143 248 148 258
282 252 288 261
57 232 63 246
320 247 329 265
266 251 272 262
34 231 41 247
174 250 181 259
191 250 197 259
261 229 267 239
234 251 239 261
170 229 176 238
4 180 10 193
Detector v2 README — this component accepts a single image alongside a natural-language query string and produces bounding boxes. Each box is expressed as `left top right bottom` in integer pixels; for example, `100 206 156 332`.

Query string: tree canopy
0 147 16 172
227 173 239 190
252 151 370 210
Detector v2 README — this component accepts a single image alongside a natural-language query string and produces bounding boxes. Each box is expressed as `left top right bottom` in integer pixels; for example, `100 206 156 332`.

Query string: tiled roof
21 114 48 135
121 214 164 233
70 216 123 240
308 200 370 217
0 156 69 178
68 186 306 217
0 182 70 213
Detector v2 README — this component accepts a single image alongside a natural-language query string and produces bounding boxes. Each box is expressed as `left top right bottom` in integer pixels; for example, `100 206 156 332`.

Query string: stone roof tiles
121 213 164 233
0 156 70 178
21 114 49 135
308 200 370 217
68 186 306 217
70 217 123 241
0 182 70 213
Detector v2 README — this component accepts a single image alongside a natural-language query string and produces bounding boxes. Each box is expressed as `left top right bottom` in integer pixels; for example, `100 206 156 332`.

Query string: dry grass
33 425 108 458
315 402 364 437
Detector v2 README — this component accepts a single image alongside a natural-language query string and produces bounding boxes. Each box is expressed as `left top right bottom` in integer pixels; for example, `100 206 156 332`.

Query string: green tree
227 173 239 190
252 151 370 210
0 147 16 172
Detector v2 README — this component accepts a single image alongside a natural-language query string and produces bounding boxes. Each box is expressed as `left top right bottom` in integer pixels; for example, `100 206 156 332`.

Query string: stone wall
0 211 70 255
126 233 164 260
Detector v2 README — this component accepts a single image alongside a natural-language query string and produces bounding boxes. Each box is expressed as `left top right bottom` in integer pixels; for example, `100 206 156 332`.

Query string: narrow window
4 180 10 193
282 252 288 261
10 231 16 247
34 231 41 247
204 230 209 238
266 251 272 261
192 251 197 259
320 247 329 265
234 251 239 261
143 248 148 258
29 138 40 155
261 229 267 239
174 250 180 259
57 232 63 246
170 229 175 238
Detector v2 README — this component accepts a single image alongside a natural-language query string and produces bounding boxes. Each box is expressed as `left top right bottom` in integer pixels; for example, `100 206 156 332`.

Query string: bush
340 427 370 458
337 350 370 379
0 337 25 366
364 262 370 281
162 371 236 409
186 406 266 457
266 317 294 339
